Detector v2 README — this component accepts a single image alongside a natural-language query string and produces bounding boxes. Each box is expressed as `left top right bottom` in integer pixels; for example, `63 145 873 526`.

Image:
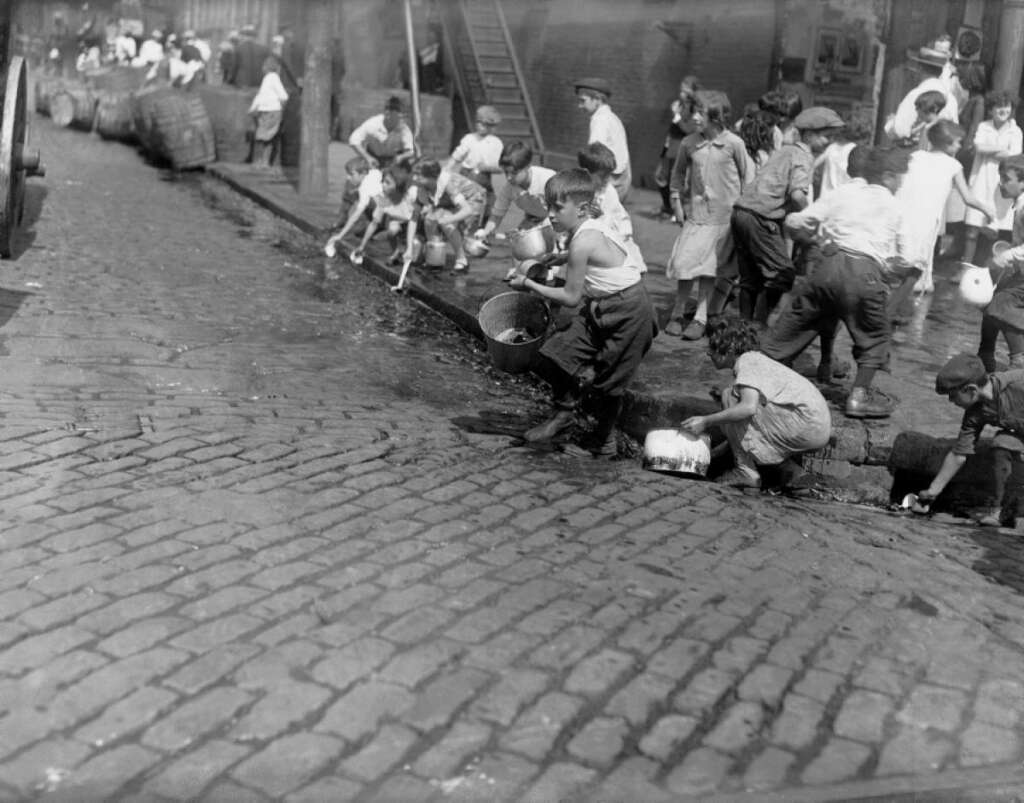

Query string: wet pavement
208 143 1006 508
3 114 1024 801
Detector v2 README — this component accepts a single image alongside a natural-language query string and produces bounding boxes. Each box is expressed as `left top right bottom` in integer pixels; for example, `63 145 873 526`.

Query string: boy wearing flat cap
731 106 845 327
919 352 1024 526
576 77 632 201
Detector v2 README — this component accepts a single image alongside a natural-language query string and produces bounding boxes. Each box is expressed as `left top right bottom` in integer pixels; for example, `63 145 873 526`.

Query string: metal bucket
477 292 550 373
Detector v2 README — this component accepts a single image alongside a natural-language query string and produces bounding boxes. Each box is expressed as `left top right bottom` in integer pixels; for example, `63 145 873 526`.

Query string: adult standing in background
218 31 238 85
229 23 269 89
575 77 632 201
883 38 959 143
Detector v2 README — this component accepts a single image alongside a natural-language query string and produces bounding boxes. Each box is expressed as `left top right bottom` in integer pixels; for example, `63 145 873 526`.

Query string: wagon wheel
0 57 43 258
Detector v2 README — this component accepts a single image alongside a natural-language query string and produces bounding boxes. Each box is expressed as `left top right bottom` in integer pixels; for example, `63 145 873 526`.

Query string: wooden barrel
33 75 65 117
82 66 149 93
151 90 216 170
130 85 177 159
50 84 97 129
197 83 256 163
94 91 136 142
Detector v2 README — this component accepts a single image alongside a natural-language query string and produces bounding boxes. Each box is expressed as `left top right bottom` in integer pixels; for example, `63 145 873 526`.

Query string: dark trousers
731 206 796 320
540 282 657 406
761 249 891 371
979 314 1024 372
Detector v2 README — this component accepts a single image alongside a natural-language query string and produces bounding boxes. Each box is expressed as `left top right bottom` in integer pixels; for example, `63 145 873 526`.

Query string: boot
587 397 622 458
524 409 575 443
844 386 895 419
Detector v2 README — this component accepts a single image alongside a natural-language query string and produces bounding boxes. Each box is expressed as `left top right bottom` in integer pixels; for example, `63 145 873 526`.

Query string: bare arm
509 230 592 307
919 450 968 501
679 386 759 435
953 172 995 220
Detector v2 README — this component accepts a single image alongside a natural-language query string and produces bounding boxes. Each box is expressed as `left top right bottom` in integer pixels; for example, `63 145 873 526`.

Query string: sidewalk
207 143 986 506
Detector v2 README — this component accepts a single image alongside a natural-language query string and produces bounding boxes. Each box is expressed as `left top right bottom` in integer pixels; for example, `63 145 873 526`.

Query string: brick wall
504 0 777 184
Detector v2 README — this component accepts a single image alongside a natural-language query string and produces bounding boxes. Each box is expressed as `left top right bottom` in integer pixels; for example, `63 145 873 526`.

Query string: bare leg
666 279 693 336
962 225 980 265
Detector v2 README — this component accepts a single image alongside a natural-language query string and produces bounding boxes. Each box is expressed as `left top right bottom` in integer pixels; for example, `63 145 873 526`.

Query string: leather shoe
524 410 575 443
845 387 895 419
715 468 761 489
682 320 706 340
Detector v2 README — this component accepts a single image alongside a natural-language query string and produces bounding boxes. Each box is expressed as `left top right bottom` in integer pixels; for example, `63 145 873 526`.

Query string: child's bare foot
665 317 685 337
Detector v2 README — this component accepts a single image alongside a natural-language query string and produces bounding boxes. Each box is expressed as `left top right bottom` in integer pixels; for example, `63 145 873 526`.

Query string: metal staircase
440 0 545 158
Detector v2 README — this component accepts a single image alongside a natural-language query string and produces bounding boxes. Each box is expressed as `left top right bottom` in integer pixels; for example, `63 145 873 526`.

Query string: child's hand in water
679 416 707 435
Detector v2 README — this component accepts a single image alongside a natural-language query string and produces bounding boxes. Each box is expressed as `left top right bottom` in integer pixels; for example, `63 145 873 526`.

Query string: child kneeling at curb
352 161 419 266
412 159 487 272
680 317 831 489
918 353 1024 527
324 156 383 258
510 168 657 457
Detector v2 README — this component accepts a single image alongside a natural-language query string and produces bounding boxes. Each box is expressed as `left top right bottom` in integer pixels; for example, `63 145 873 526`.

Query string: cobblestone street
2 121 1024 801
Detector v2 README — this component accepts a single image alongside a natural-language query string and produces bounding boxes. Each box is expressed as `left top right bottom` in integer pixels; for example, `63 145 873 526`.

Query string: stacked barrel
32 67 258 170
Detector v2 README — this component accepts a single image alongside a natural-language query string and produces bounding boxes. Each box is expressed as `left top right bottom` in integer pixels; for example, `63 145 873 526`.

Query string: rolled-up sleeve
952 407 986 455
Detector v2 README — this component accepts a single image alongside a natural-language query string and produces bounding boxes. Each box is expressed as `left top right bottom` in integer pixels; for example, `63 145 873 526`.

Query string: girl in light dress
962 90 1022 265
897 120 996 293
665 90 749 340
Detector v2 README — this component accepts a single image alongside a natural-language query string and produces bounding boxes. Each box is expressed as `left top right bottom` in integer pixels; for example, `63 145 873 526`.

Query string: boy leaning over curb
918 353 1024 527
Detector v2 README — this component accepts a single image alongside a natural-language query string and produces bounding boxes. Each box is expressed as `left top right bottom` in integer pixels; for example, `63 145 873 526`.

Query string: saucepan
642 429 712 477
509 223 556 261
464 233 491 258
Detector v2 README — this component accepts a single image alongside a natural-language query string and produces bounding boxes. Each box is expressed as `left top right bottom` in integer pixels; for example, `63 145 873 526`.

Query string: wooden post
299 0 331 197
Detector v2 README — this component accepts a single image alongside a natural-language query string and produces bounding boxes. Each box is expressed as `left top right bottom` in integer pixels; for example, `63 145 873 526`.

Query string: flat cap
574 77 611 97
935 353 987 393
793 106 845 131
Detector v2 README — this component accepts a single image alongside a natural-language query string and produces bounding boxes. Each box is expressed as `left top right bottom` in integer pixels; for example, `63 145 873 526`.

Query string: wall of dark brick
504 0 777 185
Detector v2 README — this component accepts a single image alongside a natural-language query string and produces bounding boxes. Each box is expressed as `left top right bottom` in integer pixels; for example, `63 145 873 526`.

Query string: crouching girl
352 160 419 265
412 159 487 272
680 317 831 489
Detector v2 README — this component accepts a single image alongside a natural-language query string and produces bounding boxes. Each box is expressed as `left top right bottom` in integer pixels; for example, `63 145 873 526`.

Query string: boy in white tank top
509 169 657 456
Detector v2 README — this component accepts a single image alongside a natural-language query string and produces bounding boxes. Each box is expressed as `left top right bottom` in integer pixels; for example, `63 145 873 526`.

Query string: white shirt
356 168 384 207
886 76 959 140
817 142 856 200
588 104 630 175
490 165 556 224
348 114 415 154
786 179 903 266
449 132 502 173
249 72 288 112
114 34 137 63
136 39 164 65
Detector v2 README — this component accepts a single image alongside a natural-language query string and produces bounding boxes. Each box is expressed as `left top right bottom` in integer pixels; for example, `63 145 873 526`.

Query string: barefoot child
918 353 1024 527
351 161 418 265
248 57 288 167
510 169 657 457
412 158 487 272
680 317 831 489
665 90 748 340
324 156 383 257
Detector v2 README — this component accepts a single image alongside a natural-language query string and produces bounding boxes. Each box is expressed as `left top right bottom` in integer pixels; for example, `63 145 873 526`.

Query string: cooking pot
464 233 491 258
509 223 556 261
424 236 448 268
642 429 712 477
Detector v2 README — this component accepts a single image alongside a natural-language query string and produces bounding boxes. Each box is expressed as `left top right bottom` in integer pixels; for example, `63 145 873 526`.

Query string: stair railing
458 0 489 112
438 3 473 133
490 0 545 155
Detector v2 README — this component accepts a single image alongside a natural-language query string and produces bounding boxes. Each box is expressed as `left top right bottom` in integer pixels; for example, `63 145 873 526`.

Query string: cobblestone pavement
2 121 1024 802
